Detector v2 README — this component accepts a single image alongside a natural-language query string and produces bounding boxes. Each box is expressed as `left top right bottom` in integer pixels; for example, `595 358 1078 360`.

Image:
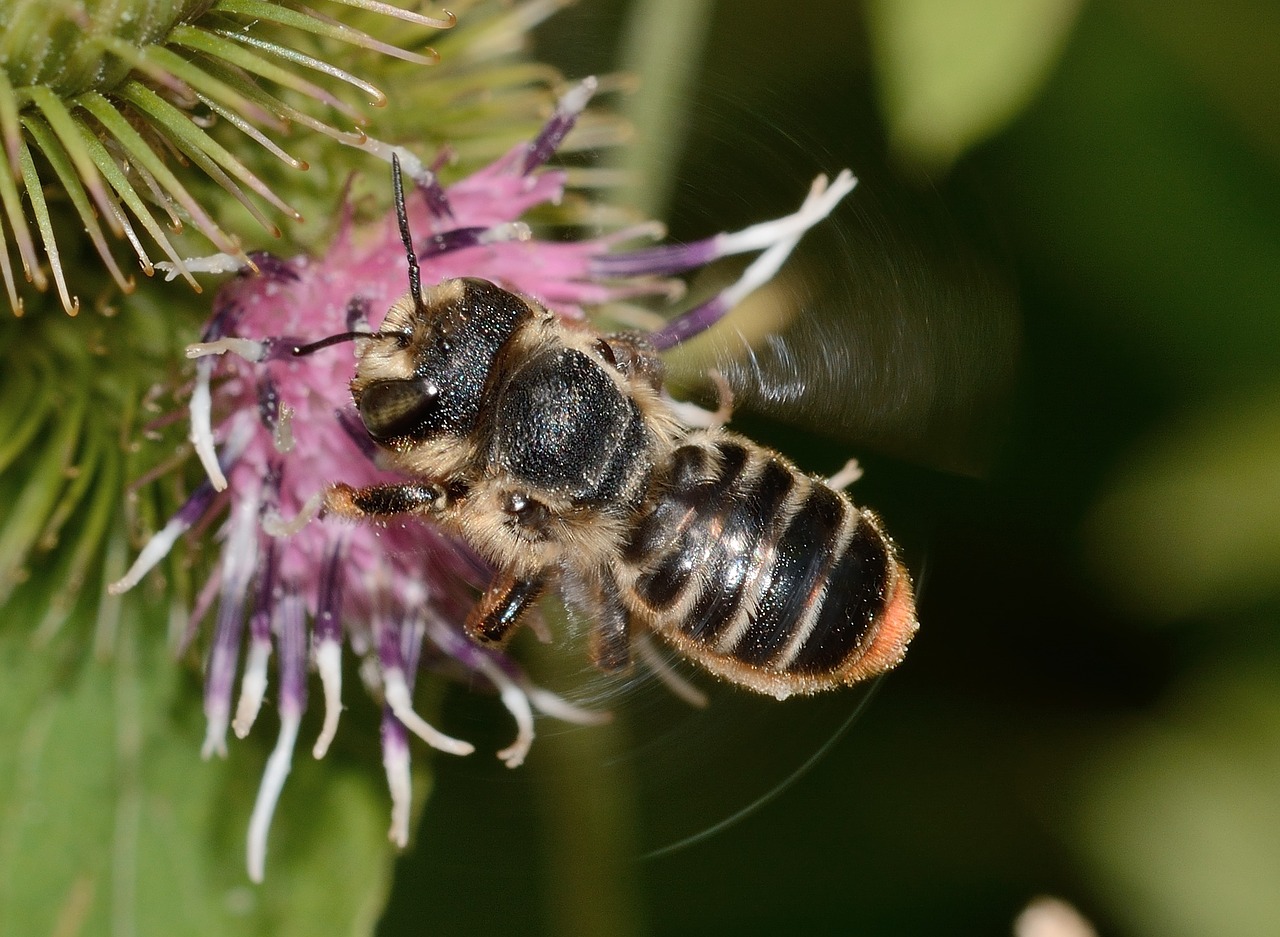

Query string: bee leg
266 482 446 537
826 458 863 491
705 369 735 427
466 574 546 645
322 481 444 519
664 369 735 430
588 572 632 673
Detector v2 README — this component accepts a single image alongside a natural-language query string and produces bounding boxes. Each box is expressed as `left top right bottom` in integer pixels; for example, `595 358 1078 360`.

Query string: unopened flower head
112 77 856 882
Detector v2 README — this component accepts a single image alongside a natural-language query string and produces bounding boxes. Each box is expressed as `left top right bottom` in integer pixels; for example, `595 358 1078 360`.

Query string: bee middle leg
466 573 547 645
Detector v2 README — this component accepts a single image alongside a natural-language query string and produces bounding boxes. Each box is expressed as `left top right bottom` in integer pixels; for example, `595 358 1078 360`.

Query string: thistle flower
0 0 459 317
0 0 603 646
110 77 854 881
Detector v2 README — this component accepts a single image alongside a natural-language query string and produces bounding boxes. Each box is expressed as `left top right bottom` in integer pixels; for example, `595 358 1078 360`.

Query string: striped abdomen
619 432 917 699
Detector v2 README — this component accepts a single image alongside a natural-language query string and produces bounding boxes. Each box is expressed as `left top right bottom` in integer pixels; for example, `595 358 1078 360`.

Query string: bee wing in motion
658 187 1020 478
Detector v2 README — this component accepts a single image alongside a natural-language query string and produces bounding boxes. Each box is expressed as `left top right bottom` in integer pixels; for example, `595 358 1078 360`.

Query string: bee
307 159 918 700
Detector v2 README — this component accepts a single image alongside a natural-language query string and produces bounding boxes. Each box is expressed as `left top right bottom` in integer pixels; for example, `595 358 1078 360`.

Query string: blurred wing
662 190 1020 477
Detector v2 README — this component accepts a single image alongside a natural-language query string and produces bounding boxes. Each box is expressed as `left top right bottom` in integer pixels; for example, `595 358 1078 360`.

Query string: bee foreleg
466 573 547 645
323 481 444 519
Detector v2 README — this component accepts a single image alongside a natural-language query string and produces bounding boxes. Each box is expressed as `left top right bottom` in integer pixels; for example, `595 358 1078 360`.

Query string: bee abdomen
622 434 917 698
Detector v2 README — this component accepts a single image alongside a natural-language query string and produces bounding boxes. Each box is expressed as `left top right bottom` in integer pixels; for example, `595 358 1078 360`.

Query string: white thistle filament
382 667 475 757
311 638 344 759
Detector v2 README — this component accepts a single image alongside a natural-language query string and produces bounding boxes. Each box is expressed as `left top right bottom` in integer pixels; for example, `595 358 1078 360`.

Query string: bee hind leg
588 573 633 673
664 369 735 430
826 458 863 491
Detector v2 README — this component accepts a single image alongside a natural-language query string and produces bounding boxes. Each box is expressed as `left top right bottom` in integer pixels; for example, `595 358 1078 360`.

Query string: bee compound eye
358 377 440 441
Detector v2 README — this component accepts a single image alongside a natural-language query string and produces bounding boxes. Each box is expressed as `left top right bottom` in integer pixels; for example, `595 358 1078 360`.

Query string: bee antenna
392 154 425 317
292 330 407 357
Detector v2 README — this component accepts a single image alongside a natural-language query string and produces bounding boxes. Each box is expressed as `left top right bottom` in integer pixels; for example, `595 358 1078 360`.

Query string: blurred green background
3 0 1279 934
382 1 1280 935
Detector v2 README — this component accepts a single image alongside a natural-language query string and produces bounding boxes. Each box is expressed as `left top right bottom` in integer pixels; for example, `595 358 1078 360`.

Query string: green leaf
1072 670 1280 937
0 589 395 936
1085 384 1280 620
614 0 717 218
865 0 1081 170
1109 0 1280 171
977 4 1280 392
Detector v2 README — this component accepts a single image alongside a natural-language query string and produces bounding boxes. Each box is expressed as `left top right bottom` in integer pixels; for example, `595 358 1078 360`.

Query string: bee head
350 277 536 447
299 158 537 455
